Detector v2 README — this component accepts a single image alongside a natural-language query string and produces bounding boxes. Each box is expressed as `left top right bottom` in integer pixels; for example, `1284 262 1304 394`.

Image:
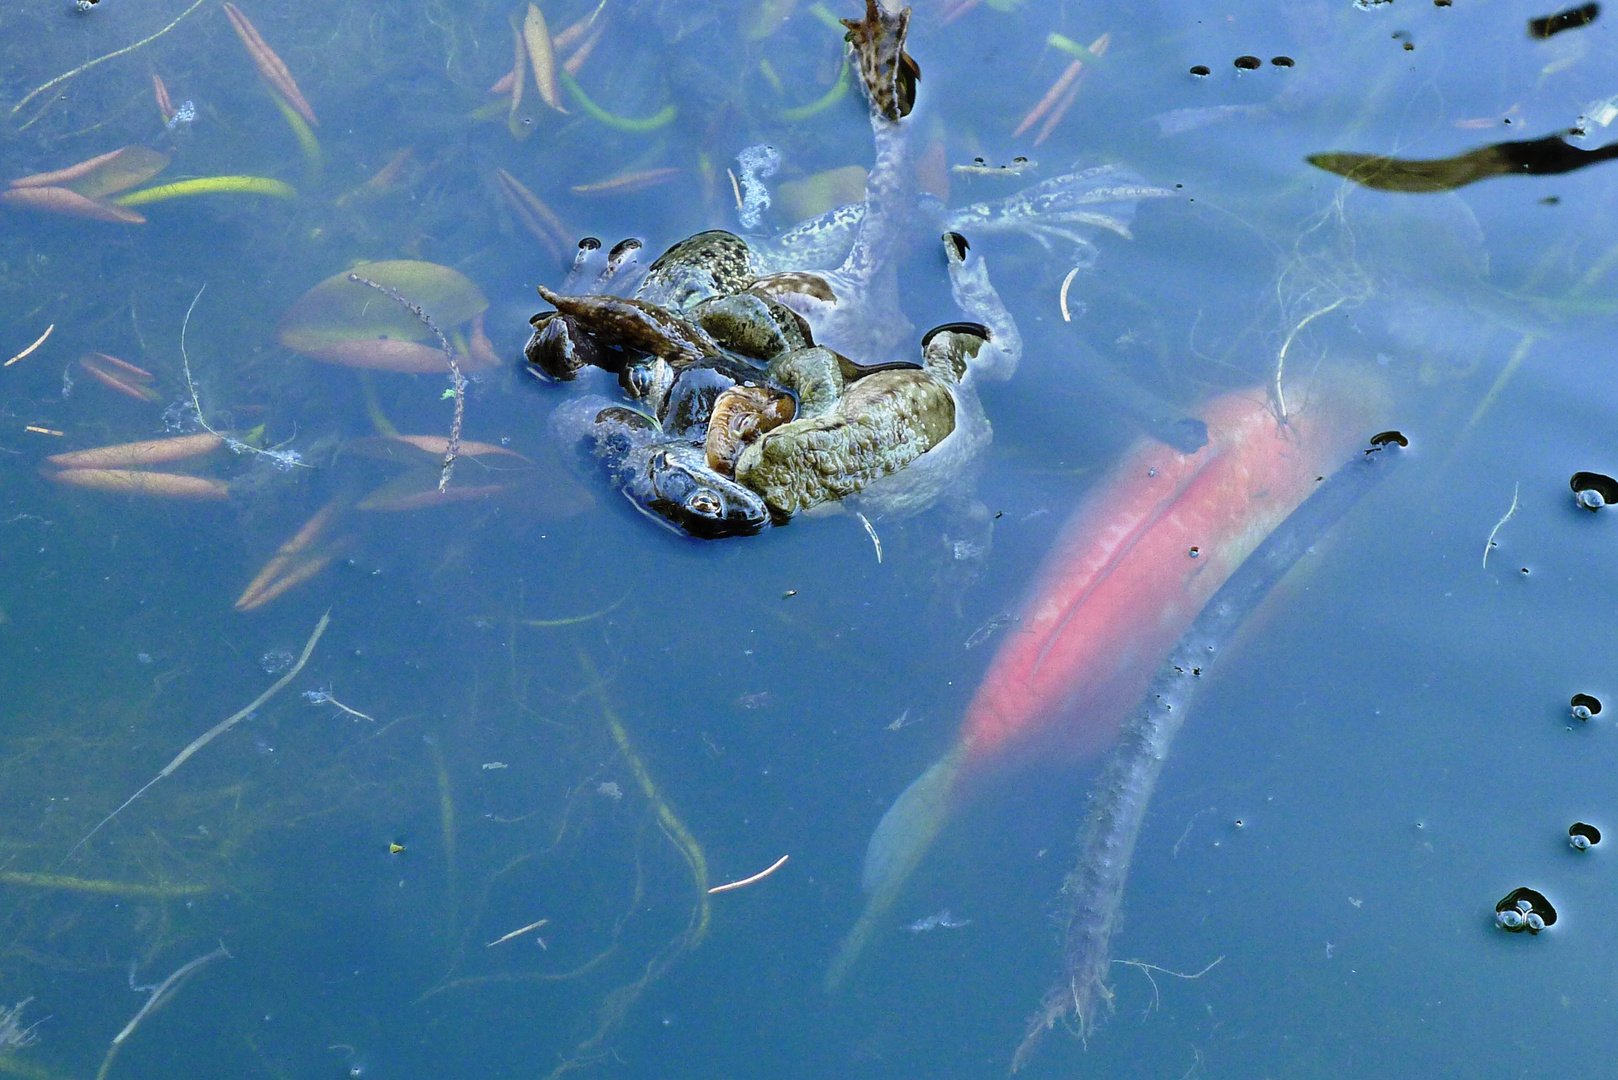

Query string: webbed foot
842 0 919 121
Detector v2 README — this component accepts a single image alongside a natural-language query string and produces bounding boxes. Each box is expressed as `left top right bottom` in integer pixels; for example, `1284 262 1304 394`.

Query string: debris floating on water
1570 471 1617 510
1483 481 1520 567
1569 822 1601 850
1494 887 1556 933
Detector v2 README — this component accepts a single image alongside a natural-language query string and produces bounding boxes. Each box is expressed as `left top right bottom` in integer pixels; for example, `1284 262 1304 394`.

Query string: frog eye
685 489 723 516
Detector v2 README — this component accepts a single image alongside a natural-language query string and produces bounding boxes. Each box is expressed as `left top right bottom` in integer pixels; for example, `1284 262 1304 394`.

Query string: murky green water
2 0 1617 1077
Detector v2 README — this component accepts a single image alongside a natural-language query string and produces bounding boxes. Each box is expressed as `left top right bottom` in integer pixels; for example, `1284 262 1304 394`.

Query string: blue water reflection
2 0 1617 1077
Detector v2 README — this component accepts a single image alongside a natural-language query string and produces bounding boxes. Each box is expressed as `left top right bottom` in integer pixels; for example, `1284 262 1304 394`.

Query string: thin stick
314 693 377 723
112 944 230 1046
180 286 310 468
856 512 883 564
62 611 330 865
708 855 789 894
12 0 209 117
486 917 549 947
1271 297 1344 423
347 274 465 491
4 324 53 367
1058 267 1081 322
1482 481 1520 568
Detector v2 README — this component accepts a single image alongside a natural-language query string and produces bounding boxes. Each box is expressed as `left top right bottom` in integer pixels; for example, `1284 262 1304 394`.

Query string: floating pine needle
62 611 330 865
346 275 465 491
222 3 317 125
486 917 549 947
856 511 883 563
708 855 789 894
1483 481 1521 568
4 324 52 366
1059 267 1081 322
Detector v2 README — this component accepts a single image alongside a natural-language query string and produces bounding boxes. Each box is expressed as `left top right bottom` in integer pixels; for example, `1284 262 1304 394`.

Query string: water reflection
2 0 1618 1077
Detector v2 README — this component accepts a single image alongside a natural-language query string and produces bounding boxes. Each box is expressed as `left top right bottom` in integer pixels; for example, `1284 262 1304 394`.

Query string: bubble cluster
1494 887 1556 934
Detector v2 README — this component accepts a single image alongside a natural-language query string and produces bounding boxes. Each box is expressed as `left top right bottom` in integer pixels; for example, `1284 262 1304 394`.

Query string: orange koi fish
827 374 1388 988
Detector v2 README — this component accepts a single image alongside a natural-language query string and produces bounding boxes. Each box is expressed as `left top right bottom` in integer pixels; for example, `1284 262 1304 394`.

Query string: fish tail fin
825 744 967 993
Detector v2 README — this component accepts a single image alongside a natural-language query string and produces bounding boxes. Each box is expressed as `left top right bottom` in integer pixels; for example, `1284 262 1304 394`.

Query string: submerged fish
826 372 1388 989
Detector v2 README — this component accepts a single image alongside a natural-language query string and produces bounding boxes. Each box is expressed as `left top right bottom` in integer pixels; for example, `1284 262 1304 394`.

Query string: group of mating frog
525 1 1169 544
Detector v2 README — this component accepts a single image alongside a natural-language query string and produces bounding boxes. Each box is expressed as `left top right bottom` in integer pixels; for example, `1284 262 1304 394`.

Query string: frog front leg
939 231 1020 384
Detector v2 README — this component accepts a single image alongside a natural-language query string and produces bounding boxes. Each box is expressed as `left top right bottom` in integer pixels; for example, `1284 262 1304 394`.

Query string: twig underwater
62 611 330 866
1011 432 1406 1071
10 0 209 122
346 274 465 491
97 943 229 1080
486 917 549 948
179 285 309 469
4 324 53 367
1482 481 1520 568
708 854 789 894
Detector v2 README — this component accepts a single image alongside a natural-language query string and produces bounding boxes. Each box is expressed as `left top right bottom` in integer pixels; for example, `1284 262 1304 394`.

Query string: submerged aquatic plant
0 998 41 1049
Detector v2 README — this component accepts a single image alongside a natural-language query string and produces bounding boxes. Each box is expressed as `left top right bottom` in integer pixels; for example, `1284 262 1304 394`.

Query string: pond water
2 0 1616 1078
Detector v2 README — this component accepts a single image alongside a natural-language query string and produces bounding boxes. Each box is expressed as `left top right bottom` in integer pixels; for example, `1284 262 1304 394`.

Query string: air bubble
1571 472 1618 510
1569 822 1601 849
1495 887 1556 933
